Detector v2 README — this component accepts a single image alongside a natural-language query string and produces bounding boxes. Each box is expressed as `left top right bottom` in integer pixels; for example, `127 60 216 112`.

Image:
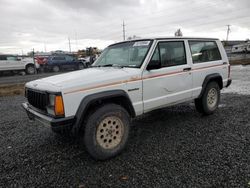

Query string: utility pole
122 21 126 41
44 42 47 52
226 25 231 41
75 31 78 51
68 37 71 52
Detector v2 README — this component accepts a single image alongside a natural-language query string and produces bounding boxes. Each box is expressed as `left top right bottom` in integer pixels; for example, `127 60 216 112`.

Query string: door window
148 41 186 69
65 56 74 61
53 56 65 61
7 56 18 61
189 41 222 63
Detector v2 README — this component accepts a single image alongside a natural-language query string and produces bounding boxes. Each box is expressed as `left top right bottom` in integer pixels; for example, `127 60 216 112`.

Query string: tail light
228 64 231 78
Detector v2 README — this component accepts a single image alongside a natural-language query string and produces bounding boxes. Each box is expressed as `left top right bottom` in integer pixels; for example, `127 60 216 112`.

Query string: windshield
93 40 152 68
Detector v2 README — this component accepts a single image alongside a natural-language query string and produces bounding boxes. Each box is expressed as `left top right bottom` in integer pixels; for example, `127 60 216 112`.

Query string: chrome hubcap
96 116 124 149
207 88 218 109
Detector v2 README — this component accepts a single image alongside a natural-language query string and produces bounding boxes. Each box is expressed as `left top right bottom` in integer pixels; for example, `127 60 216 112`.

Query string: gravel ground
0 66 250 187
0 72 61 85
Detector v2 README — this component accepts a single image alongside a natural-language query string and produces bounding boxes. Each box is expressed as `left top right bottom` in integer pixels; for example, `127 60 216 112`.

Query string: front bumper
22 102 75 131
226 78 232 87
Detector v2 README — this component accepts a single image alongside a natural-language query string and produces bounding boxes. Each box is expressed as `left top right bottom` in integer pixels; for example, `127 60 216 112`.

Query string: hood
26 67 141 92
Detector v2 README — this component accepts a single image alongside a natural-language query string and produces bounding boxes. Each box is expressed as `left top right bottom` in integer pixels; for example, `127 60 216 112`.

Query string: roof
109 37 219 47
128 36 219 41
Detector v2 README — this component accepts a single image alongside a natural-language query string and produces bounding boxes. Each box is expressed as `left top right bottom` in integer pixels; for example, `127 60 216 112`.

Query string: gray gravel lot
0 72 61 85
0 66 250 187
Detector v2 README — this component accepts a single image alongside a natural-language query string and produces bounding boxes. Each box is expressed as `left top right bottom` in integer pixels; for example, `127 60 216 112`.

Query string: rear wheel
52 65 60 72
84 104 130 160
26 64 35 75
195 82 220 115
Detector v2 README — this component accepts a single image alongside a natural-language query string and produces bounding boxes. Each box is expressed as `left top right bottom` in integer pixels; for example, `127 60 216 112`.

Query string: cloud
0 0 249 54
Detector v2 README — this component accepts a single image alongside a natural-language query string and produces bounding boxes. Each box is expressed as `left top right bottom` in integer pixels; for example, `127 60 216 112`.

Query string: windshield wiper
92 64 123 68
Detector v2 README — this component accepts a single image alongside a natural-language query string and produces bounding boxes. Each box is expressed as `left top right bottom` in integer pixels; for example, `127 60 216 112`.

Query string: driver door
142 40 193 113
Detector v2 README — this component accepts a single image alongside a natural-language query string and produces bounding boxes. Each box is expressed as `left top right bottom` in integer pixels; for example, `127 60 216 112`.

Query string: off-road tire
195 81 220 115
84 104 130 160
25 64 35 75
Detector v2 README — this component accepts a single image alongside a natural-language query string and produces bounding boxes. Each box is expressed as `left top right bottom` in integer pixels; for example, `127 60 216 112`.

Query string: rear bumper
225 78 232 87
22 102 75 131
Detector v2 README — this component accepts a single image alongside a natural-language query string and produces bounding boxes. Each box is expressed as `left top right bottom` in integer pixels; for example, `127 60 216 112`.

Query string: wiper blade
92 64 123 68
102 64 114 67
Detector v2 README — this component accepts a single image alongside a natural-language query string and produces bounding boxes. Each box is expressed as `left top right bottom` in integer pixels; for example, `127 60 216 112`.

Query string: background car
0 55 36 75
45 55 87 72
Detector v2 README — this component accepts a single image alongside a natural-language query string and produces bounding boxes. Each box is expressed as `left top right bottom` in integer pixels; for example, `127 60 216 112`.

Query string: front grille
26 89 48 111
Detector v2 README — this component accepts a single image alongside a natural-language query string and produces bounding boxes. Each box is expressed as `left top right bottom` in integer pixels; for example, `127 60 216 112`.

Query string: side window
159 41 186 67
147 41 186 69
189 41 222 63
7 56 18 61
53 56 65 61
66 56 74 61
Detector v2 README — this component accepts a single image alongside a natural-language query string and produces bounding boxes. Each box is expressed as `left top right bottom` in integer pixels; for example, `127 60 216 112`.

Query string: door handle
183 67 192 72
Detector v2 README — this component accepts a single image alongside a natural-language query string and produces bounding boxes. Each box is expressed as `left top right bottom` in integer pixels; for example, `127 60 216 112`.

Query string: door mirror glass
147 60 161 70
147 45 161 70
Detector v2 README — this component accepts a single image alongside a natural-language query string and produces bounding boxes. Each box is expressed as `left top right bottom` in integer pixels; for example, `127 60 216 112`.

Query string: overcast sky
0 0 249 54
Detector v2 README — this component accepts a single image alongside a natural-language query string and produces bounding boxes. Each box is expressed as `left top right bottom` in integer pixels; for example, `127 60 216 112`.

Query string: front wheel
84 104 130 160
26 64 35 75
78 63 85 70
195 82 220 115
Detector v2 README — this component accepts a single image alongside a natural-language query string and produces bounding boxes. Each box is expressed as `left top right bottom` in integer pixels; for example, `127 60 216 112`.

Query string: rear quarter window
189 41 222 63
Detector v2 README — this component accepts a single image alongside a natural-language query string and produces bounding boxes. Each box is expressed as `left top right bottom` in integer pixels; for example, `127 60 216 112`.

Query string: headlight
49 94 55 106
46 94 64 116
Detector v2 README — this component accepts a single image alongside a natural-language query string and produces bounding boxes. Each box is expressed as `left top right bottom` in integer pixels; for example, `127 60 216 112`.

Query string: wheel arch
198 73 223 98
25 63 35 68
72 90 135 134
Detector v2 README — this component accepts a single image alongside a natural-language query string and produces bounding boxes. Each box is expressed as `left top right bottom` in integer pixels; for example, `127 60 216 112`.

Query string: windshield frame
92 39 153 68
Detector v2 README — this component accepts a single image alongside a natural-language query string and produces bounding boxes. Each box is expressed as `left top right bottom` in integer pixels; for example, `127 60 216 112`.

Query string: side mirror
146 60 161 70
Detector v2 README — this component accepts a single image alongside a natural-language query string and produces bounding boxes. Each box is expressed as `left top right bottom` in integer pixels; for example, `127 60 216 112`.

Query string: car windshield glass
93 40 152 68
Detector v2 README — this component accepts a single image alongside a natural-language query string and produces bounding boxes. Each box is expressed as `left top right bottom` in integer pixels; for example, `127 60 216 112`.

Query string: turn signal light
54 95 65 116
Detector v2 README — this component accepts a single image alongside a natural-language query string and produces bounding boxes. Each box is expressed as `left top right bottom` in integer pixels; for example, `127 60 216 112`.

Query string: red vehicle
35 56 48 72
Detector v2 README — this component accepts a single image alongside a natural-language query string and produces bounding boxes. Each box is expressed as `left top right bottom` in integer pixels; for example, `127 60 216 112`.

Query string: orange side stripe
64 64 226 95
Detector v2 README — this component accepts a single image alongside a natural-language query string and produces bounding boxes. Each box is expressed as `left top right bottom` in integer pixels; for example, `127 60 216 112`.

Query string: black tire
52 65 60 72
195 81 220 115
25 64 35 75
78 63 84 70
84 104 130 160
194 98 204 113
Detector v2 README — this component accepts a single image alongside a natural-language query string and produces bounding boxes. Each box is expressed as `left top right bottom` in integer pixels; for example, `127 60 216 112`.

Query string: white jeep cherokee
22 37 232 160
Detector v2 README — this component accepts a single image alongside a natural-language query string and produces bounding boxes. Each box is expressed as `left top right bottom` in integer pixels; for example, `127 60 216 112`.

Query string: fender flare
72 90 135 134
198 73 223 98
